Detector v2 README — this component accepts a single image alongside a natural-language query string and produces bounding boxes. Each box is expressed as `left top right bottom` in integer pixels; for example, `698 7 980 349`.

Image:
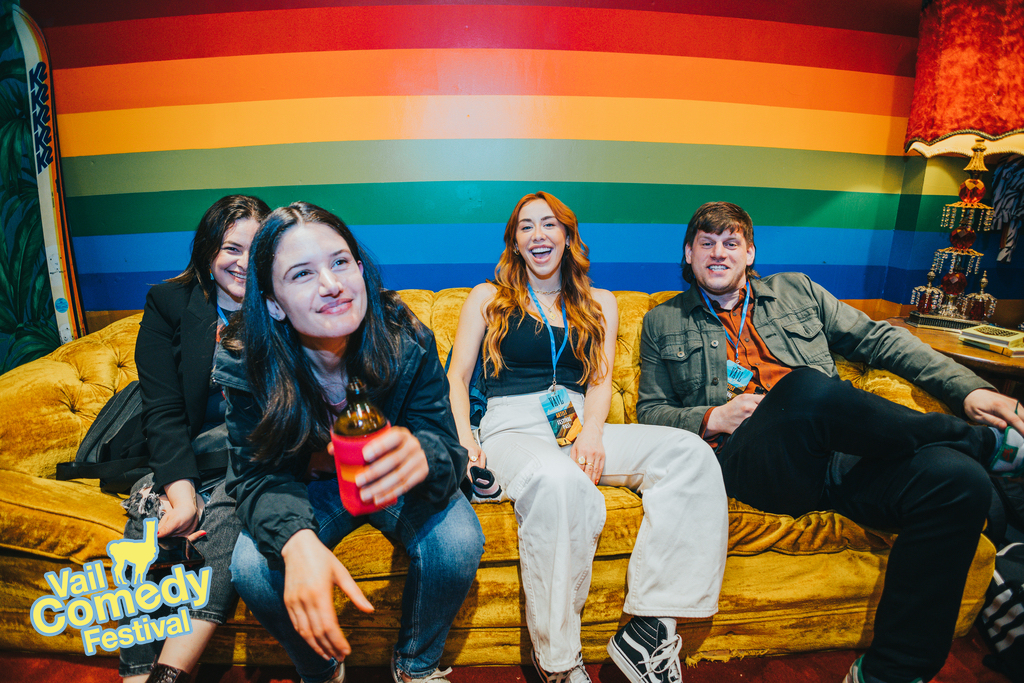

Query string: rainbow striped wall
21 0 1023 317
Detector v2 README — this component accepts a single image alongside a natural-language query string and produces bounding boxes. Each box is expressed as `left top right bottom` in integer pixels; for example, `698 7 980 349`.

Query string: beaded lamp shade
904 0 1024 158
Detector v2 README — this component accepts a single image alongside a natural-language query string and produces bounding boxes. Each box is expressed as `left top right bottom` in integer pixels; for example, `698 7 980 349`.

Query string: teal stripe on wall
66 181 903 237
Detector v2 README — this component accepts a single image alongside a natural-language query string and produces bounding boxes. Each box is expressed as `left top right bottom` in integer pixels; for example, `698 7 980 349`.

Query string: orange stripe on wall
57 96 909 158
54 49 914 118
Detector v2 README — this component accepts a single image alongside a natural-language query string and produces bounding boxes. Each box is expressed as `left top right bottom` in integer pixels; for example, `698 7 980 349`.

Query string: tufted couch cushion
0 290 994 666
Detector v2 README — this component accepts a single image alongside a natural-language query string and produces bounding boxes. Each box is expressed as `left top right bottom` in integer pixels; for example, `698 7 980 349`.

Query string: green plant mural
0 0 59 374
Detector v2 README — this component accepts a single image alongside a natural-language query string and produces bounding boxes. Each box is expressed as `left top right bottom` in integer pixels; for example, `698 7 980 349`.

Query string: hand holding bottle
332 378 428 513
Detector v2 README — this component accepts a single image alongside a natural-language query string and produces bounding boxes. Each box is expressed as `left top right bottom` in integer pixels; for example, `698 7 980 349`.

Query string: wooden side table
888 317 1024 397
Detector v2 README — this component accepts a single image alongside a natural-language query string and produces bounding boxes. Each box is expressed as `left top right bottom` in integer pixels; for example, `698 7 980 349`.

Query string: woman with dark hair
120 194 271 683
448 192 729 683
217 202 484 683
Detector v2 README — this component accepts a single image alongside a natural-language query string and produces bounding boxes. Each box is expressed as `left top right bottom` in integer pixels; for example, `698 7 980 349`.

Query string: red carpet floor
2 628 1011 683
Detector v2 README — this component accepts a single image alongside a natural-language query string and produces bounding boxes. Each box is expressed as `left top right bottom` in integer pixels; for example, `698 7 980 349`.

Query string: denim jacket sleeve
795 275 993 417
637 292 728 434
637 274 994 431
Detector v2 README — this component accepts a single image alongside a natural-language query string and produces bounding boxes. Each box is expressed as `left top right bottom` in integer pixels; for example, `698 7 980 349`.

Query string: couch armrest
0 470 126 565
0 316 141 479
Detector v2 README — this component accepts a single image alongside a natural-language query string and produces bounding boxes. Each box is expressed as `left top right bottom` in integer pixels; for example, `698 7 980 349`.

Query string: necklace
533 287 561 295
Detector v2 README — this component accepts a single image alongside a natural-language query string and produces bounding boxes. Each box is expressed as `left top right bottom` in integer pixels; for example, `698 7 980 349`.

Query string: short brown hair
681 202 758 285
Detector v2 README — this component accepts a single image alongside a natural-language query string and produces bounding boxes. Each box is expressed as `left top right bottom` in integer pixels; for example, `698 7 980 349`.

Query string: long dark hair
167 195 270 299
483 192 606 385
223 202 417 465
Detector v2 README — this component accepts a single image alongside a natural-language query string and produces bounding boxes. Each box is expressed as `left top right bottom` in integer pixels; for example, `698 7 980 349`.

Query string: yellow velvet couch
0 289 995 667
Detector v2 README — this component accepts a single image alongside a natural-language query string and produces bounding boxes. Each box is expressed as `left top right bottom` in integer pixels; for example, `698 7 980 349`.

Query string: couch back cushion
0 289 949 481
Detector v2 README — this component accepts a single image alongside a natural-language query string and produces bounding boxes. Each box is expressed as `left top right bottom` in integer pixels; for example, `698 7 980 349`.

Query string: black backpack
56 381 152 493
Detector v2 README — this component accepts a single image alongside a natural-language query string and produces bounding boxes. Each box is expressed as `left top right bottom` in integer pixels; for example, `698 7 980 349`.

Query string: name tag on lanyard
528 284 582 445
700 285 754 399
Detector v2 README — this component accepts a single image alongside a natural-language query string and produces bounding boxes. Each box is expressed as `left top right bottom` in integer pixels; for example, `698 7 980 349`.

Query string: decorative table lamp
903 0 1023 330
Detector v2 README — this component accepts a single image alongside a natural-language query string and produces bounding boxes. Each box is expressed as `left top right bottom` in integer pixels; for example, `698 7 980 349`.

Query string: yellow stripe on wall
58 95 909 157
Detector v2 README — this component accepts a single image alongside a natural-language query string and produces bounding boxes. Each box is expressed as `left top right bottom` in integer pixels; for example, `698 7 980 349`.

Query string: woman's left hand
570 425 605 484
354 427 429 507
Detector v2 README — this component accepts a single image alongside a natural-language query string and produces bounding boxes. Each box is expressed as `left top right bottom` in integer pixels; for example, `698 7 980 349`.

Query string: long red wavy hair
483 192 607 386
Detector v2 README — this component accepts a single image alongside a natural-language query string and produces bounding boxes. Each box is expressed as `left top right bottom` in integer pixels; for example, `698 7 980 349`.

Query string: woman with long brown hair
447 192 729 683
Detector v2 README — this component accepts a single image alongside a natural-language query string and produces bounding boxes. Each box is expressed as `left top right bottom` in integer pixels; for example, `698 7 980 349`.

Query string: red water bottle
332 378 390 515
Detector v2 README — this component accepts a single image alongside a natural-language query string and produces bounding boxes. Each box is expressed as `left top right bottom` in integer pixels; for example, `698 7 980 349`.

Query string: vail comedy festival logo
29 518 212 656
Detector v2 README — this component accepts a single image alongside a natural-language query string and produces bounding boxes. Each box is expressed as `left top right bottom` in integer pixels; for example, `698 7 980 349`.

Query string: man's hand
964 389 1024 434
281 529 374 661
705 394 765 436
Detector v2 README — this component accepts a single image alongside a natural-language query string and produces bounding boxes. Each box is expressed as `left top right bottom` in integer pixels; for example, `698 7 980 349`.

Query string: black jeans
119 476 242 677
718 368 995 683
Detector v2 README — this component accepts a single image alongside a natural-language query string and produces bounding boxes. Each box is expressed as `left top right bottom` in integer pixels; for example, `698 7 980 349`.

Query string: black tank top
484 311 588 397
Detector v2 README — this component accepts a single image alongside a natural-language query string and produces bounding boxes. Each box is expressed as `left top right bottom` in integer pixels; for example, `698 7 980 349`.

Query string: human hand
281 529 374 661
158 479 203 541
964 389 1024 434
706 394 765 436
356 427 429 507
571 424 605 484
465 442 487 476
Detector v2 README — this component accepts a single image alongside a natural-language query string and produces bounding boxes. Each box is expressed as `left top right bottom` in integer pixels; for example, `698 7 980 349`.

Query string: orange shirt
699 299 792 443
715 299 791 395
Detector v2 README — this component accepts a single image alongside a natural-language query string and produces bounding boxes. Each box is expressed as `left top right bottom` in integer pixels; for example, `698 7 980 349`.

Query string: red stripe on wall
20 0 920 37
40 5 917 76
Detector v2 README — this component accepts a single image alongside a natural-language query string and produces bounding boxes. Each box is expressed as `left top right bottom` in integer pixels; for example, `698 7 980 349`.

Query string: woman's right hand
158 479 203 541
465 442 487 476
281 529 375 661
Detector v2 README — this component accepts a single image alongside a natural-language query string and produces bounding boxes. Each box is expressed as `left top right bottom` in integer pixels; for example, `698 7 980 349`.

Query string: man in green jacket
637 201 1024 683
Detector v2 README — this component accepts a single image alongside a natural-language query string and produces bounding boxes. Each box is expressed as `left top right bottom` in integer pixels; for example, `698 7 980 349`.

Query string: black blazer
131 279 220 492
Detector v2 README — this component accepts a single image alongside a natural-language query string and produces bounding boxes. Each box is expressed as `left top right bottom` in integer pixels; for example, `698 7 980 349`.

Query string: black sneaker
607 617 682 683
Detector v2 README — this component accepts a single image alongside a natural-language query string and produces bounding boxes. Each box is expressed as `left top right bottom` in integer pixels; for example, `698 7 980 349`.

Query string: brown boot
146 663 191 683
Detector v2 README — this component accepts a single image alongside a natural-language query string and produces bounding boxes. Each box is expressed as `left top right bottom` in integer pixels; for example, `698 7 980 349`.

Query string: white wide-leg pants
478 390 729 672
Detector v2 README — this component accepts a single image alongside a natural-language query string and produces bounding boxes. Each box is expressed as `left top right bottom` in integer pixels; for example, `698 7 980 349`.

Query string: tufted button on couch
0 289 994 666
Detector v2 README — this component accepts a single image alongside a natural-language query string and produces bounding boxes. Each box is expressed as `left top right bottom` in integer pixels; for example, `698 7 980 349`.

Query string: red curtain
905 0 1024 156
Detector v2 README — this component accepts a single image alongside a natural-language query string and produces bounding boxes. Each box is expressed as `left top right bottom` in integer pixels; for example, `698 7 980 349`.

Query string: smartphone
151 538 205 571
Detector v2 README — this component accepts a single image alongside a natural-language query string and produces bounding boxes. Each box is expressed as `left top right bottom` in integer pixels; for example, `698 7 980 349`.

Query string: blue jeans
231 482 484 683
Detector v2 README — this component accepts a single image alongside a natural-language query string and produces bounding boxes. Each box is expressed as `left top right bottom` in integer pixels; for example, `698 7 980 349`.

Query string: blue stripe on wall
82 264 903 311
73 224 923 275
74 232 195 274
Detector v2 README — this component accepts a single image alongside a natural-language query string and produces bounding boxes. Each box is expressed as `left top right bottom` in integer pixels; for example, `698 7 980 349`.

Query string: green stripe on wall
61 140 909 198
67 181 901 237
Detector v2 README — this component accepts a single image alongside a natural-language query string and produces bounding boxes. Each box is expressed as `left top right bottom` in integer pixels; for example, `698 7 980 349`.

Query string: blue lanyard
216 306 232 327
699 283 750 359
527 283 569 390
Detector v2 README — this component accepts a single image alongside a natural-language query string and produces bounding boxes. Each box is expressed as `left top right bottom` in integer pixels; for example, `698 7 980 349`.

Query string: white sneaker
391 652 452 683
989 423 1024 477
327 662 346 683
531 649 591 683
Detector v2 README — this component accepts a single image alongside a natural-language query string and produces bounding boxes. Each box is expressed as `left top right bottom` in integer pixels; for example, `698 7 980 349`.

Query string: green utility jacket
637 272 993 436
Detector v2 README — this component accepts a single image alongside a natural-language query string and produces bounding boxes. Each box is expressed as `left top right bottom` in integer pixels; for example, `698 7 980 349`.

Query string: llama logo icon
107 517 159 587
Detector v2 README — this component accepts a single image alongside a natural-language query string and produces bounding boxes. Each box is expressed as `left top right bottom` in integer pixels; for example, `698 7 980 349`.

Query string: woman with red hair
448 192 728 683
